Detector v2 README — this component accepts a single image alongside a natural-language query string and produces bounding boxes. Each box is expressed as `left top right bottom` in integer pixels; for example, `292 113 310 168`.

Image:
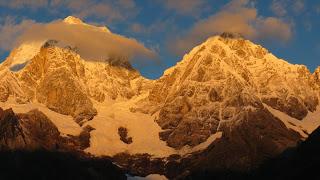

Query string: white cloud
0 17 156 62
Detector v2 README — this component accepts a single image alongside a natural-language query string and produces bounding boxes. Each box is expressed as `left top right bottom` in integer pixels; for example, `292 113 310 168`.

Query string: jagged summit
220 32 243 39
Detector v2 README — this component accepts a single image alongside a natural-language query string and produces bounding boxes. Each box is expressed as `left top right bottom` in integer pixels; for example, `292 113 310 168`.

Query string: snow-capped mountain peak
146 34 320 148
63 15 111 33
64 16 85 25
0 16 115 73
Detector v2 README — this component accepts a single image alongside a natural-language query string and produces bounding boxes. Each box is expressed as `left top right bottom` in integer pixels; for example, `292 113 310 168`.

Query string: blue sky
0 0 319 79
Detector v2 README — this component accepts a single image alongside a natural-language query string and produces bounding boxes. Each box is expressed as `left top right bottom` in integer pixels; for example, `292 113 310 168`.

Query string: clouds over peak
170 0 293 55
0 17 156 62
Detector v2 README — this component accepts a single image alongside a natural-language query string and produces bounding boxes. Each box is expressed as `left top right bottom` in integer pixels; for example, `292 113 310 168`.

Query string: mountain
185 126 320 180
0 18 319 179
146 33 318 150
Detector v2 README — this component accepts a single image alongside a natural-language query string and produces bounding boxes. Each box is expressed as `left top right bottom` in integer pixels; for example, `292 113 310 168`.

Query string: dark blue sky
0 0 319 79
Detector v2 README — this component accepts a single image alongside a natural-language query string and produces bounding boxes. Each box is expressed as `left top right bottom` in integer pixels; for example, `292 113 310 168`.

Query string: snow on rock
265 103 320 137
264 104 309 138
177 131 222 155
300 106 320 133
1 41 44 71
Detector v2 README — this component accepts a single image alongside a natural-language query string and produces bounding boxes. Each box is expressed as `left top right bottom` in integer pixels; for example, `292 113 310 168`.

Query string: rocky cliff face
0 70 27 103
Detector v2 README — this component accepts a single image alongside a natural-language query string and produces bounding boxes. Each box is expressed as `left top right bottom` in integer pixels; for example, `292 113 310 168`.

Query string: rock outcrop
0 108 60 150
118 127 133 144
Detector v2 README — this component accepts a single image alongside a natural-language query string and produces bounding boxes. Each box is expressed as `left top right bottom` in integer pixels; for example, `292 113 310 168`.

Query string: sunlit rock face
146 35 319 149
0 70 27 103
18 46 96 120
0 41 150 121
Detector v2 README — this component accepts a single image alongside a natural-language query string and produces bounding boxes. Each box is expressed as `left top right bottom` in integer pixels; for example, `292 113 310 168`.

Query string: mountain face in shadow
185 126 320 180
254 125 320 180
